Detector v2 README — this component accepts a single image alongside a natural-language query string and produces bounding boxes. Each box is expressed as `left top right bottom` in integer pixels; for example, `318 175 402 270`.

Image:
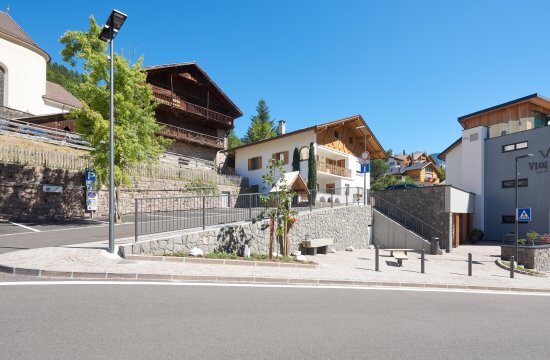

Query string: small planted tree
307 142 317 204
257 159 297 258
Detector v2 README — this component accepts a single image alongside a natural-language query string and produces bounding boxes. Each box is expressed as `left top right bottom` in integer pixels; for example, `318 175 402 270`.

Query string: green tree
371 175 416 191
292 147 300 172
242 99 277 143
307 142 316 195
227 129 243 149
59 17 169 221
46 62 85 96
370 158 389 181
439 166 446 181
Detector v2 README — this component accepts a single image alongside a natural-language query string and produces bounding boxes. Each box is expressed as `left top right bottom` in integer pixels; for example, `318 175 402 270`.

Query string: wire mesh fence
134 187 368 241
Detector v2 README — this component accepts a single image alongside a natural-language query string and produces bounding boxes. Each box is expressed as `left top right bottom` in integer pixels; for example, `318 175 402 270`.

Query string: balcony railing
316 156 352 178
157 123 225 149
150 84 234 126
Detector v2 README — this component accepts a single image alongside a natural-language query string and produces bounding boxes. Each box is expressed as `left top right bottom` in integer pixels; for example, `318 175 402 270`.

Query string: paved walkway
0 239 548 292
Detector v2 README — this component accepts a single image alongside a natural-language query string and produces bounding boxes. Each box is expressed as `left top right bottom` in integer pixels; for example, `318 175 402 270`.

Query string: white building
233 115 386 204
0 11 80 117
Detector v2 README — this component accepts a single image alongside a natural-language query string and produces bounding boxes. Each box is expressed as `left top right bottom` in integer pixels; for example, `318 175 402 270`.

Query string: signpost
360 151 370 205
85 169 98 213
516 207 531 222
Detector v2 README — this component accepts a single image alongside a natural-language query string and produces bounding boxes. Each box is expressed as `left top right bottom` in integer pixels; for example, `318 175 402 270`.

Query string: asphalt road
0 283 549 360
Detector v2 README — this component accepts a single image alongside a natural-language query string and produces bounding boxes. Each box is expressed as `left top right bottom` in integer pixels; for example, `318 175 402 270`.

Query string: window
502 215 515 224
299 146 309 160
250 185 259 193
0 66 5 106
334 130 339 139
272 151 289 165
502 178 528 188
502 141 528 153
247 156 262 170
469 133 479 142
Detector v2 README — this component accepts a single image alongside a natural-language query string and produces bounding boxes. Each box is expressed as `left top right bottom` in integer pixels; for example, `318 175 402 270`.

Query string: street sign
361 151 370 161
360 164 370 173
85 169 98 211
516 207 531 222
43 184 63 193
85 169 96 182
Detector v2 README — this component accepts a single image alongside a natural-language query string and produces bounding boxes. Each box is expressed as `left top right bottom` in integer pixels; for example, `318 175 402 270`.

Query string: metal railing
0 117 91 149
150 84 234 126
157 122 224 149
134 187 368 241
502 233 550 247
370 192 443 241
316 156 352 178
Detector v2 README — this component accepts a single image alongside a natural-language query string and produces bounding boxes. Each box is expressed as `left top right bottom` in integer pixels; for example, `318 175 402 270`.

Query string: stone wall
501 245 550 271
166 141 218 163
373 187 451 250
120 205 373 257
0 163 240 221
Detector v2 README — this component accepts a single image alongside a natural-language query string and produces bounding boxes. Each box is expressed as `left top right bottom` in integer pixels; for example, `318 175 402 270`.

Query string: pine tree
242 99 277 143
227 129 243 149
46 62 84 96
292 147 300 172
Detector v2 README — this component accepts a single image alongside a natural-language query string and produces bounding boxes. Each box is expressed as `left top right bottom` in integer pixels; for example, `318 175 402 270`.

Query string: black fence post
248 194 252 220
421 249 425 274
375 245 380 272
202 196 206 230
468 253 472 276
134 199 139 243
510 256 515 278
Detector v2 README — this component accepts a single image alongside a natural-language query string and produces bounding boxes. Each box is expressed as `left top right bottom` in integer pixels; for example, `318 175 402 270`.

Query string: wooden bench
385 248 414 257
302 238 333 255
392 251 408 267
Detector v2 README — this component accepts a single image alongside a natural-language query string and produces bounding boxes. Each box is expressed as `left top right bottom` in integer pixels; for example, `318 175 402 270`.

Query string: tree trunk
269 216 274 260
115 186 122 223
283 220 288 257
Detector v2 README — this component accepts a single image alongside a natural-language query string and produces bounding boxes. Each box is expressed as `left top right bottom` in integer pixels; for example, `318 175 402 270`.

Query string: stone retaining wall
119 205 373 257
501 245 550 271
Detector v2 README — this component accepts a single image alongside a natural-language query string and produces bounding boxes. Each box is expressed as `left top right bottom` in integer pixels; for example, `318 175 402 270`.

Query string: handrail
316 156 352 178
157 122 224 149
150 84 234 126
370 191 443 240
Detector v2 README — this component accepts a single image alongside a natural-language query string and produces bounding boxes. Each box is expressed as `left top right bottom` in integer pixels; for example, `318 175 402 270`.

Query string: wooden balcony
151 85 234 127
157 122 225 149
316 156 352 178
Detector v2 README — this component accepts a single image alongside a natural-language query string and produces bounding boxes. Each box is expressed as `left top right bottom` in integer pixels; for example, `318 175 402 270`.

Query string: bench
392 251 408 267
302 238 334 255
384 248 414 257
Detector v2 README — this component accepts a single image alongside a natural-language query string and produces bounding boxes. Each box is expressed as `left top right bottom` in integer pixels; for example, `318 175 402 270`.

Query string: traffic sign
361 151 370 161
516 207 531 222
360 164 370 173
85 169 96 182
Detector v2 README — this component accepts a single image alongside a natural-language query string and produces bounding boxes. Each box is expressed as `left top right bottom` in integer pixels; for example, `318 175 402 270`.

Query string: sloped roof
270 171 309 194
43 81 81 108
144 61 242 117
386 161 442 177
0 11 49 61
438 138 461 161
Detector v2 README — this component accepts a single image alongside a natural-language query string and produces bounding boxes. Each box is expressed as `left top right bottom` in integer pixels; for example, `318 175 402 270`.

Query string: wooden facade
145 63 242 151
458 95 550 130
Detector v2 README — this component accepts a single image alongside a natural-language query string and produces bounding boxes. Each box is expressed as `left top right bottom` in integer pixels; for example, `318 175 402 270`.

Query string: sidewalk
0 239 548 292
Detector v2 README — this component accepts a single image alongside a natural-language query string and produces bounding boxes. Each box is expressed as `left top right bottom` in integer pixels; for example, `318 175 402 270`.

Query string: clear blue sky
6 0 550 154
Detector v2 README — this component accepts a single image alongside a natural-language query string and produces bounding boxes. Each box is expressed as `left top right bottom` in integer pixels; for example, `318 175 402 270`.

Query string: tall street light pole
356 125 369 205
514 153 534 264
98 10 128 254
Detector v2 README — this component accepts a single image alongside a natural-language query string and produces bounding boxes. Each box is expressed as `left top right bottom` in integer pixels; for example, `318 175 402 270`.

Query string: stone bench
302 238 334 255
392 251 408 267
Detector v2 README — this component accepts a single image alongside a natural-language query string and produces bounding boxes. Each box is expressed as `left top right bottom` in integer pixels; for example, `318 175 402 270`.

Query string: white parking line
0 222 133 237
9 222 40 232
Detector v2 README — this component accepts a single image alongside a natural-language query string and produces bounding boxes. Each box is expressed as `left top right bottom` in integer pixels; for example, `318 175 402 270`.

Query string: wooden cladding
248 156 262 170
272 151 289 165
460 101 550 129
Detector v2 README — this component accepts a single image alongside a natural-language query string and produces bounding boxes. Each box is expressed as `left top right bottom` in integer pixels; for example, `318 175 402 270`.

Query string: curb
124 255 319 269
495 259 546 277
1 264 550 294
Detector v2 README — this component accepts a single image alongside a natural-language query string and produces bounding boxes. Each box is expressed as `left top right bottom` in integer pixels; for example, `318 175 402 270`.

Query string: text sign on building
360 164 370 173
516 207 531 222
85 169 98 211
43 184 63 193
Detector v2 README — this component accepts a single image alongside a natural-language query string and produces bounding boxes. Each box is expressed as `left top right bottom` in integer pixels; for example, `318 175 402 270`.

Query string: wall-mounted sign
43 184 63 193
516 207 531 222
85 169 98 211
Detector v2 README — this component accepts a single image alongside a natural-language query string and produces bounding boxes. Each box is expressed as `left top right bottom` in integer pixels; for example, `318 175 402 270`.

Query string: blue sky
6 0 550 154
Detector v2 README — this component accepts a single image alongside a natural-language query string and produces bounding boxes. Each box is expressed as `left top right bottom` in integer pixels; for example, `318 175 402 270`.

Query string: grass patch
501 260 546 276
205 251 238 260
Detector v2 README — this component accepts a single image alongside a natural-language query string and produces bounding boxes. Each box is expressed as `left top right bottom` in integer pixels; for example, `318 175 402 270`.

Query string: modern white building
0 11 80 118
233 115 386 204
440 94 550 241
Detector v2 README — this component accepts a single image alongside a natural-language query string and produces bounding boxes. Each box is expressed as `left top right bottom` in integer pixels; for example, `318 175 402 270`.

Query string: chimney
278 120 286 135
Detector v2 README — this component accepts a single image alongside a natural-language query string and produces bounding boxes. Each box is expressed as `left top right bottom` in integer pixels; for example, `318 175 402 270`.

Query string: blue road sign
85 169 96 183
360 164 370 173
516 207 531 222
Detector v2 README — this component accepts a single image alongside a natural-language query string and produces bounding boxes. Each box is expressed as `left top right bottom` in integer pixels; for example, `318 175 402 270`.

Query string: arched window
0 66 5 106
299 146 309 160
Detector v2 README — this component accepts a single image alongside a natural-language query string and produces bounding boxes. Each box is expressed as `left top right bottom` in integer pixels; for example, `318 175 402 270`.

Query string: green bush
205 251 237 259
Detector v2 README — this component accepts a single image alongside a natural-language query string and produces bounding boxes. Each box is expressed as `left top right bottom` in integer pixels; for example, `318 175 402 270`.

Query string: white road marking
0 222 134 237
9 222 40 232
0 281 548 297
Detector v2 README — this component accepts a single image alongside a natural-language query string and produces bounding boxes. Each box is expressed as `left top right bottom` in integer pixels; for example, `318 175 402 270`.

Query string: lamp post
356 125 369 205
98 9 128 254
514 153 534 264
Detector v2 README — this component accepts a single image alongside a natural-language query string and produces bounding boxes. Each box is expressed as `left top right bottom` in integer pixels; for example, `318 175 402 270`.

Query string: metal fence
134 187 367 241
502 233 550 246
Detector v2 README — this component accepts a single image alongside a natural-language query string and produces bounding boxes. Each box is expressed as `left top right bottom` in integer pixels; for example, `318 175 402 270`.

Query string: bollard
510 256 515 278
421 249 425 274
375 245 380 272
468 253 472 276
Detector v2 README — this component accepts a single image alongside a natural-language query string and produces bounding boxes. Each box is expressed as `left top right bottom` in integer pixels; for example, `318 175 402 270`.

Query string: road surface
0 283 548 360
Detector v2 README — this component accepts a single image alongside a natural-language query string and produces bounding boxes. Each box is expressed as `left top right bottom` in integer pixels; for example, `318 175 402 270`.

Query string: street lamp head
98 9 127 42
516 153 535 161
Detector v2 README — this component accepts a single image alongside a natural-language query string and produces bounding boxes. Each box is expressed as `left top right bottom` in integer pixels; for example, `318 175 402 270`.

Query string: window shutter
258 157 262 169
248 158 252 170
283 151 289 165
272 153 277 160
